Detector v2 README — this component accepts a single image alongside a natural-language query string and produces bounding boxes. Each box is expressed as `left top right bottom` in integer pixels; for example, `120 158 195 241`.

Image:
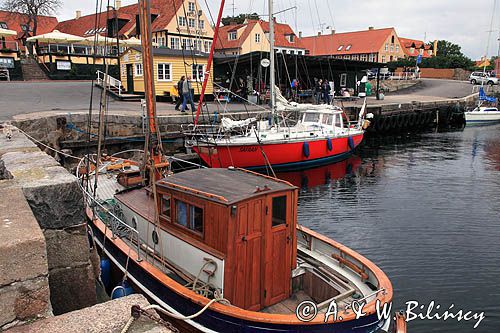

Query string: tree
221 13 260 26
436 40 463 57
1 0 62 37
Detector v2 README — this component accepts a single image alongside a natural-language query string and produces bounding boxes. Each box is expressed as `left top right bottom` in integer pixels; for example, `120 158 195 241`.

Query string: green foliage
221 13 260 26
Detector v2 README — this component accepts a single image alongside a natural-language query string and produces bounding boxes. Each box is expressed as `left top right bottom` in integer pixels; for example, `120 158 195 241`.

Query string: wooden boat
79 1 398 331
81 165 394 332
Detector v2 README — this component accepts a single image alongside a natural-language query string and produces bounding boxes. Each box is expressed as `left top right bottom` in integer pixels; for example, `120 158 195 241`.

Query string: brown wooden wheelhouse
155 167 298 311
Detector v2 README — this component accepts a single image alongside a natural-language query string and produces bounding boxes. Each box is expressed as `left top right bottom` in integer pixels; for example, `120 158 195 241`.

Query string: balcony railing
36 43 124 57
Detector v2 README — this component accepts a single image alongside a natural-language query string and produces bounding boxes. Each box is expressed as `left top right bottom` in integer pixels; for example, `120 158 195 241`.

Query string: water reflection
284 126 500 333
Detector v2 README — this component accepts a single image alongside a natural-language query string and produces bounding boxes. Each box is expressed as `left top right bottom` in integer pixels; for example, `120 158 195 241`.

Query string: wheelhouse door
263 193 293 307
233 198 265 311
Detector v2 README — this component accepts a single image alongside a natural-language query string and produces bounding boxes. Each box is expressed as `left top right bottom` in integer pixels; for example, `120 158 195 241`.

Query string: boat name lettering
239 147 258 152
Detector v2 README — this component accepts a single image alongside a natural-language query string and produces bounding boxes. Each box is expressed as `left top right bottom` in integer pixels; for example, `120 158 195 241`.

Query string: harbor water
277 124 500 333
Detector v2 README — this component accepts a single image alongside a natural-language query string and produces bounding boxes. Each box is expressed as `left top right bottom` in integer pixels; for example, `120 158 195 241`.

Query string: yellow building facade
120 47 213 98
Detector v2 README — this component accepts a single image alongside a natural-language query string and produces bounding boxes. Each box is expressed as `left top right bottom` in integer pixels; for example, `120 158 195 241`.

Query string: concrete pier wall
0 127 96 328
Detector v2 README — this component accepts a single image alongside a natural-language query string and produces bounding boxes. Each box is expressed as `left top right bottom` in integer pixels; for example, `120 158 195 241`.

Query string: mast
194 0 226 126
138 0 161 165
269 0 276 117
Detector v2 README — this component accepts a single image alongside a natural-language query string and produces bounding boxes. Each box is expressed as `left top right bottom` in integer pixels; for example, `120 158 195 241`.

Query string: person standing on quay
181 76 196 113
175 76 186 111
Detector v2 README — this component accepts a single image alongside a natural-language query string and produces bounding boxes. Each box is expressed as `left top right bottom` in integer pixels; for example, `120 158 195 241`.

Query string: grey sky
58 0 500 59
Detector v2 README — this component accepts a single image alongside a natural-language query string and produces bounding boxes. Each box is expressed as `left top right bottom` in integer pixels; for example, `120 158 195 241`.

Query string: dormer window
337 45 343 51
345 45 352 51
287 34 294 43
0 22 8 29
229 31 237 40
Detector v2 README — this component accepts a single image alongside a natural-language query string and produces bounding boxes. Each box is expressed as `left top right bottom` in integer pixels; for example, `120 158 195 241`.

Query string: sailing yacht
80 0 402 332
186 1 369 170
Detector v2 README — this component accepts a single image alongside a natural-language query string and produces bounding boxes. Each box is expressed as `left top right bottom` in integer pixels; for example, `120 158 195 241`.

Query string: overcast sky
58 0 500 59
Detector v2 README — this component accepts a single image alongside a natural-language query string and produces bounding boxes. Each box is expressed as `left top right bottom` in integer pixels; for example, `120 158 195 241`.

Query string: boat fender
100 257 111 289
111 280 134 299
348 136 355 150
303 142 310 158
326 138 333 151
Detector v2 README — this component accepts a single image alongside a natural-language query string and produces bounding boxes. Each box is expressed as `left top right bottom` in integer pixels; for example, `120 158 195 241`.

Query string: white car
469 72 499 85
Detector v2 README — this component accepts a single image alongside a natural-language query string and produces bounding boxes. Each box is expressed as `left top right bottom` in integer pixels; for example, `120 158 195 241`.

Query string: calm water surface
277 125 500 333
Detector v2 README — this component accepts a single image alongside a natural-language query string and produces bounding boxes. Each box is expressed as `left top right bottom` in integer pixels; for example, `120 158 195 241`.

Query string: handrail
96 70 122 96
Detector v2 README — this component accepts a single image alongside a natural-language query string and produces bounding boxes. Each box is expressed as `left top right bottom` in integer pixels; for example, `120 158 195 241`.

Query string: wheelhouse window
303 112 320 123
161 195 171 219
175 200 204 235
272 196 287 227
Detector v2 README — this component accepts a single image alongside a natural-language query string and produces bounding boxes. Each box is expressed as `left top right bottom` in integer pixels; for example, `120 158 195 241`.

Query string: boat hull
192 133 364 170
89 217 386 333
465 111 500 124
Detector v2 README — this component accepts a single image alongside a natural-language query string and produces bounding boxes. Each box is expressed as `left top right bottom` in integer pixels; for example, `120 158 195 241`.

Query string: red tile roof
302 28 395 56
399 37 432 58
252 20 304 49
56 0 183 38
0 10 58 42
215 19 304 51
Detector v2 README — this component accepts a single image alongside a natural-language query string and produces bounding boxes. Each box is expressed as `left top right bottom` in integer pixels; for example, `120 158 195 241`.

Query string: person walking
181 76 196 113
175 76 185 111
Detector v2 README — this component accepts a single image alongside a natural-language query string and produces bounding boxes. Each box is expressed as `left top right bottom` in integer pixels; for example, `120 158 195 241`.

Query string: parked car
469 71 499 85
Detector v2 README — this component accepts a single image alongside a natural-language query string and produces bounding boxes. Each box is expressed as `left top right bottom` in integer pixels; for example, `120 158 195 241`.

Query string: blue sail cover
479 87 497 103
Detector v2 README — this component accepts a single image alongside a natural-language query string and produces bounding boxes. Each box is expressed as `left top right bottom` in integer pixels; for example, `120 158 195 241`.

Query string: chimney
331 29 335 35
298 31 302 38
318 31 321 36
76 10 81 19
115 0 122 9
368 26 374 30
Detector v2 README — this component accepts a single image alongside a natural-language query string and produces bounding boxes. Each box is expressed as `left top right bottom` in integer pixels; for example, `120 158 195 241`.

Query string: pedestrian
322 79 331 104
314 79 322 104
181 76 196 113
175 76 185 111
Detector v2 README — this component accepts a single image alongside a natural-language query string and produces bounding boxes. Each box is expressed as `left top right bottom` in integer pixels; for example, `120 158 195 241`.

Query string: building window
390 44 394 52
134 63 143 76
198 19 204 29
255 33 261 43
188 2 196 12
391 36 395 43
170 37 180 49
272 196 287 227
298 50 303 55
193 39 202 51
337 45 343 51
346 45 352 51
0 22 8 29
361 54 368 61
157 37 166 47
161 195 171 219
228 31 237 40
178 17 186 26
287 34 294 43
157 63 172 81
175 200 203 235
385 43 388 51
203 40 212 52
419 48 424 55
382 55 386 62
369 53 376 62
188 18 196 28
396 44 399 52
192 64 204 81
21 24 32 32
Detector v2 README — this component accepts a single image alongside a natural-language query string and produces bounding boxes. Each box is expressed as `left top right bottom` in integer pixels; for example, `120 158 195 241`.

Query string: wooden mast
194 0 227 126
138 0 162 178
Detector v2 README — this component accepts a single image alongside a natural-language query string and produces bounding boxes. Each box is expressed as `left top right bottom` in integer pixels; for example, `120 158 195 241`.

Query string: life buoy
303 142 310 158
348 136 355 150
326 138 333 151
